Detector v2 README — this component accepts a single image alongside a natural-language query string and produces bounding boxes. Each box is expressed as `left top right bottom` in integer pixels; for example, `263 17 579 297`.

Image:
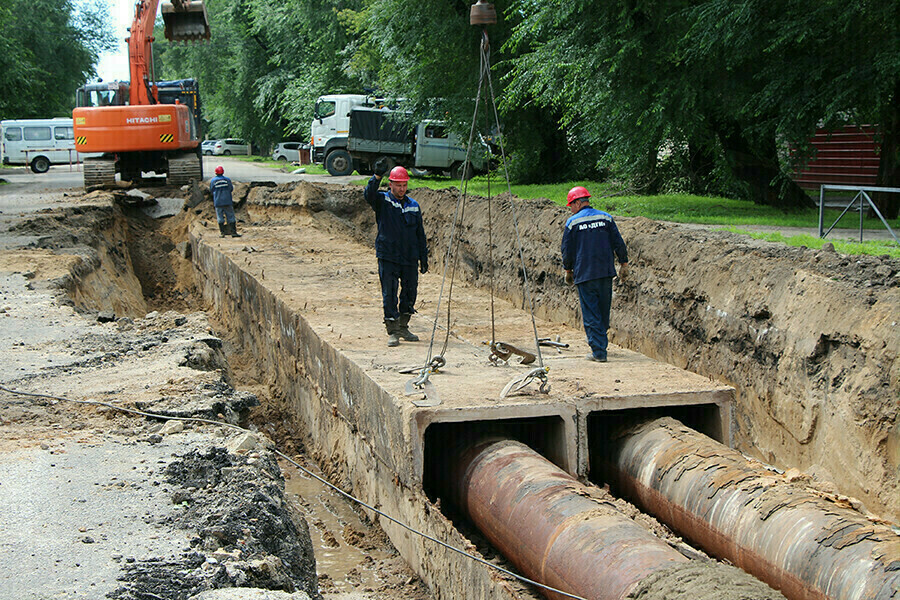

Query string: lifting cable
408 28 549 400
0 383 586 600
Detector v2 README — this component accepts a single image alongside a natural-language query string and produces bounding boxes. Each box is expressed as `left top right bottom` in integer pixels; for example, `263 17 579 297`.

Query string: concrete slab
190 217 732 483
189 211 735 600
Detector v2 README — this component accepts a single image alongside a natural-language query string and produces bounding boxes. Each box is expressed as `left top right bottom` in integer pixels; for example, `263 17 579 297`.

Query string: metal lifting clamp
489 341 536 365
402 356 446 407
499 366 550 399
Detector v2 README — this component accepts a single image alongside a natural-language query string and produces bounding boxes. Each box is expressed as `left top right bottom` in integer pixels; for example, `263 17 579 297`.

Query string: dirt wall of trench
265 182 899 521
406 187 899 521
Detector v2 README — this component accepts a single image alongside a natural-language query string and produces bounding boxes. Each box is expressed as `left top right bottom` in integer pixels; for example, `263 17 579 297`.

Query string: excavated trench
43 181 900 600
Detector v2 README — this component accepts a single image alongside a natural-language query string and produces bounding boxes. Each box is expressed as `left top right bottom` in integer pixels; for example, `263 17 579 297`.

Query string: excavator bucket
161 0 211 42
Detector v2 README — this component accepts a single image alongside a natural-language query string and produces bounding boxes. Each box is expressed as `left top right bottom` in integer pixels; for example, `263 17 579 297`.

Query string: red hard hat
566 186 590 206
388 166 410 182
215 166 224 175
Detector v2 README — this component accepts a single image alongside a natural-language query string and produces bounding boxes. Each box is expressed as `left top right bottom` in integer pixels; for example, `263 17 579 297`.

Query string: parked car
272 142 305 163
201 140 218 155
213 138 250 156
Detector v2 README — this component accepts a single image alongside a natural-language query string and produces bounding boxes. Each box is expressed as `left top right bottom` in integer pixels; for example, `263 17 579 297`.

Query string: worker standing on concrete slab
210 166 241 238
561 186 628 362
365 159 429 347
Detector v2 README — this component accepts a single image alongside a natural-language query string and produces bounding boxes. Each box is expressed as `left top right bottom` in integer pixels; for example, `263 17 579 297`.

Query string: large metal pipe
449 438 785 600
598 417 900 600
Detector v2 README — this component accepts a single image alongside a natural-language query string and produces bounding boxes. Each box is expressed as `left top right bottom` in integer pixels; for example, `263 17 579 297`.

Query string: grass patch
720 227 900 258
324 168 900 257
407 175 899 256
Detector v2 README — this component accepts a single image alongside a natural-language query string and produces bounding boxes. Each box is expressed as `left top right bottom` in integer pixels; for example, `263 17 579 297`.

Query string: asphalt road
0 156 359 193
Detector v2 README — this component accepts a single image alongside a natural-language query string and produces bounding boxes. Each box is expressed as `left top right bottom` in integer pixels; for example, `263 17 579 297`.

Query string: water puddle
281 457 394 593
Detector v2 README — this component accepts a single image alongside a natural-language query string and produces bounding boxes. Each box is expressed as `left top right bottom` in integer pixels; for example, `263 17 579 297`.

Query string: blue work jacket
561 206 628 284
209 175 234 207
364 176 428 267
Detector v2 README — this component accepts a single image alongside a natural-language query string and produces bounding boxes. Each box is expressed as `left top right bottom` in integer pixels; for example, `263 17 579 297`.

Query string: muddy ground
0 175 897 598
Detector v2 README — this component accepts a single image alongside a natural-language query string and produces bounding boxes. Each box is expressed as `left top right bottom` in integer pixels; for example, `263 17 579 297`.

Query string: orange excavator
73 0 210 187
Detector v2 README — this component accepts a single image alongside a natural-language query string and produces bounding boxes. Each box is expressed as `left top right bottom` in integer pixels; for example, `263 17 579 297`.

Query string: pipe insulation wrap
603 417 900 600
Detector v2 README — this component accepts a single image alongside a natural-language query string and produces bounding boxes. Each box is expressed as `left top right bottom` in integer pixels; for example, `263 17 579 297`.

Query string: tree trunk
716 123 814 210
875 82 900 219
687 141 716 192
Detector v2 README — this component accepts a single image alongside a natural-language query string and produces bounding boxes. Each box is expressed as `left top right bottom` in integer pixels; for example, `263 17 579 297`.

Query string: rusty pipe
598 417 900 600
449 439 785 600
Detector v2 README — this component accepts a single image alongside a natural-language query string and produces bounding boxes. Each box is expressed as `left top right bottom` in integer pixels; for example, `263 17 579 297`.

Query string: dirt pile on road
108 445 319 599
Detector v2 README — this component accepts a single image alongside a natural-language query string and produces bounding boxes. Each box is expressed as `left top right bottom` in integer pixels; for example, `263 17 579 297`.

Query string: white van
1 118 80 173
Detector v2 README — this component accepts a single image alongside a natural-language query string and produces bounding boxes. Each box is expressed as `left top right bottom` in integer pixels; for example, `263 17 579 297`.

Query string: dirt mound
110 444 319 600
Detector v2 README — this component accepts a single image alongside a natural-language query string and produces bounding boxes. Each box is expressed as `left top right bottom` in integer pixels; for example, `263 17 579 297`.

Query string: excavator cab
76 81 130 108
161 0 211 42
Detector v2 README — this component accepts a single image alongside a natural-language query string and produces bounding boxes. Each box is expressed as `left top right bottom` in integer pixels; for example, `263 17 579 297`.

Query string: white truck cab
310 94 376 165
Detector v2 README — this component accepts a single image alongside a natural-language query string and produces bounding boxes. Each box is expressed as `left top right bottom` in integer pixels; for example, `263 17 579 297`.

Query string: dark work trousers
577 277 613 360
215 205 236 225
378 259 418 321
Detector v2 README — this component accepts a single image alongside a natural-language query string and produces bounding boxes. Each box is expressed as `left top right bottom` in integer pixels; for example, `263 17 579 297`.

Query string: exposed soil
0 183 433 600
1 175 897 598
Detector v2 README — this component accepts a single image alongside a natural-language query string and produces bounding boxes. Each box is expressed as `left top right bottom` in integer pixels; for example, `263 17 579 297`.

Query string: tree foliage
151 0 898 213
0 0 114 118
503 0 900 210
156 0 364 146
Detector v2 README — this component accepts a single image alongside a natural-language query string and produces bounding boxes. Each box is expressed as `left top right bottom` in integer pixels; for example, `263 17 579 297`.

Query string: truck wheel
375 156 395 172
326 149 353 176
450 161 474 181
30 156 50 174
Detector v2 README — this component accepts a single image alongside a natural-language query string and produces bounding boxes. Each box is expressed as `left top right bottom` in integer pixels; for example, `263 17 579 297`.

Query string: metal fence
818 184 899 244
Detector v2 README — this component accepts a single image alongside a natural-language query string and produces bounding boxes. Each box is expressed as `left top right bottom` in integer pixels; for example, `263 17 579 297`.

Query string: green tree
0 0 114 118
352 0 593 183
504 0 900 211
156 0 364 147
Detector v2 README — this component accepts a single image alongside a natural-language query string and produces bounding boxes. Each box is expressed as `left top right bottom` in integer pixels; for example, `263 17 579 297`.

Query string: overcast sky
94 0 133 82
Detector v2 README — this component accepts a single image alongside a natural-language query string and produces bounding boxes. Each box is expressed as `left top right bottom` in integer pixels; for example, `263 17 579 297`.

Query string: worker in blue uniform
561 186 628 362
364 160 429 347
210 165 240 238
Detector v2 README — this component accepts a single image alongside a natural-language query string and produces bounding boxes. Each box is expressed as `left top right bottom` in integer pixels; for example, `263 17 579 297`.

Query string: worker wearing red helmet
561 186 628 362
210 165 241 238
365 159 429 347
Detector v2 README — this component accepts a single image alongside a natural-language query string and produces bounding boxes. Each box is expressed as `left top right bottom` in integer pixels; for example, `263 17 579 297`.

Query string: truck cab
310 94 376 165
414 121 488 178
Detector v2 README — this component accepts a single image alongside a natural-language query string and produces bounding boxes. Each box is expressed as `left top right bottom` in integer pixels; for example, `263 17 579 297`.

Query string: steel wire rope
419 29 490 371
479 30 546 370
0 382 587 600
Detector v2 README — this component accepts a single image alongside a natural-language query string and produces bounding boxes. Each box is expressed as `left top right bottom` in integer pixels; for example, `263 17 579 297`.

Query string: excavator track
83 158 117 188
167 153 202 185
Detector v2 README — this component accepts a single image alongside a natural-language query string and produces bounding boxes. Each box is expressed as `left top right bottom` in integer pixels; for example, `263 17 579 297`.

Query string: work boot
397 313 419 342
384 319 400 347
228 222 242 237
218 222 227 237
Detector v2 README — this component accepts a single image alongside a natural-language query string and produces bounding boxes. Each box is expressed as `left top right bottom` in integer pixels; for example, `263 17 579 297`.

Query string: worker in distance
365 159 429 347
210 165 241 238
561 186 628 362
